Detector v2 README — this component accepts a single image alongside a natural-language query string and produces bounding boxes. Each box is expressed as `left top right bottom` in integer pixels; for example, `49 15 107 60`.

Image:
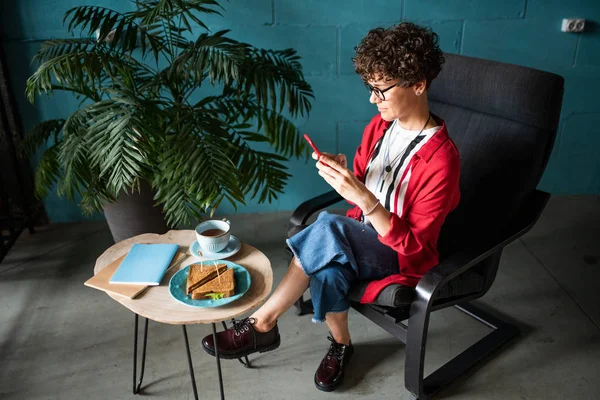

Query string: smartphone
303 134 322 158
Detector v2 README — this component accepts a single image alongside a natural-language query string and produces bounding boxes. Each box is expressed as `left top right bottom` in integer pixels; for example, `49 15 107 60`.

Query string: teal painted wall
2 0 599 223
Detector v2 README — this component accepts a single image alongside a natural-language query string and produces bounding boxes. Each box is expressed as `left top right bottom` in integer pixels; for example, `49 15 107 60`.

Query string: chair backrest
429 54 564 288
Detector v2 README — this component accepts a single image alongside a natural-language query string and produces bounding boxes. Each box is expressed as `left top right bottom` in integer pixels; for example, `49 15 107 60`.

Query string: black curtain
0 35 46 262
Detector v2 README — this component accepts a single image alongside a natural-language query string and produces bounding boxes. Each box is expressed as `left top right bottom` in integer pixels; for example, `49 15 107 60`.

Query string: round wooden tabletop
93 230 273 325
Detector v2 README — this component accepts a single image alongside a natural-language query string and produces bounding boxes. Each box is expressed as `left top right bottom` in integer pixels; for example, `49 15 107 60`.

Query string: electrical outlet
561 18 585 33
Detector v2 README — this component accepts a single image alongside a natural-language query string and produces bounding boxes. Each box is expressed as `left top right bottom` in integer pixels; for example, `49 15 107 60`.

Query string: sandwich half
191 267 235 300
186 263 228 295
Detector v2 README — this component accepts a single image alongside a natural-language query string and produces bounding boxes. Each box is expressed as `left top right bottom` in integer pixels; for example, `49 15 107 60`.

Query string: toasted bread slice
186 263 228 294
191 267 235 300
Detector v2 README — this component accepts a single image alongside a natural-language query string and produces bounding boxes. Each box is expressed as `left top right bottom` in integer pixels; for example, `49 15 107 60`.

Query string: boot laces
326 335 346 362
232 317 256 336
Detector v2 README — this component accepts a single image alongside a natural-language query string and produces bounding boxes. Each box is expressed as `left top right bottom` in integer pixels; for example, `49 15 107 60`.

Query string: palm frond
168 30 245 87
133 0 223 31
171 0 224 31
27 39 99 102
83 97 156 196
197 109 291 203
153 116 245 226
20 119 65 156
259 109 308 158
207 94 308 158
56 109 93 201
237 48 314 118
229 133 291 203
79 176 117 214
26 39 155 102
64 5 168 61
33 145 61 198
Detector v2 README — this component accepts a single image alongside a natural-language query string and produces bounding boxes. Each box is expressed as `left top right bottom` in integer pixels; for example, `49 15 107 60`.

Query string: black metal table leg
182 325 199 400
133 314 149 394
212 323 225 400
131 315 248 400
221 320 252 368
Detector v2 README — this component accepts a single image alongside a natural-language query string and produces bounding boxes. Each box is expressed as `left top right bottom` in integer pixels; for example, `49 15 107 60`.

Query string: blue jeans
286 212 399 323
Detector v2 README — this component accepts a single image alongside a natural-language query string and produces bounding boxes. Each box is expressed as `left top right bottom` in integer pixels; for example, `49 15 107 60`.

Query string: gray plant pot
103 181 169 243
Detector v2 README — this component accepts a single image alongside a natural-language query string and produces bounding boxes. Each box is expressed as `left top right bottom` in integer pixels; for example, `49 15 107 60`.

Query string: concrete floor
1 196 599 400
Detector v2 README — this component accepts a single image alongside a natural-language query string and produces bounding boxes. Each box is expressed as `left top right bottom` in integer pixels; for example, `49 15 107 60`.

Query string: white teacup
195 218 231 253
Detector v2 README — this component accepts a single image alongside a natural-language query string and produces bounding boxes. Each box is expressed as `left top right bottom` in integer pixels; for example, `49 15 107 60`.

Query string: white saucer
189 235 242 261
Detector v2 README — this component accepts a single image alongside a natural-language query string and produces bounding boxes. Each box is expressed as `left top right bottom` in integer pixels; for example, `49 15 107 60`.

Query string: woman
201 22 460 392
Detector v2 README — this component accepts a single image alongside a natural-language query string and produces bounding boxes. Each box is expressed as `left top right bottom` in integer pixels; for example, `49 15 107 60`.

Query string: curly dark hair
353 22 445 89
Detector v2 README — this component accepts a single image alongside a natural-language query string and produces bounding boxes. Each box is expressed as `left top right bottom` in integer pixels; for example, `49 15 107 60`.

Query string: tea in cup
195 218 231 253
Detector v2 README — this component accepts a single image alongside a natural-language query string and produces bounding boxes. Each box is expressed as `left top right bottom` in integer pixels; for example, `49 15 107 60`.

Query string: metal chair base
351 302 519 399
415 303 519 399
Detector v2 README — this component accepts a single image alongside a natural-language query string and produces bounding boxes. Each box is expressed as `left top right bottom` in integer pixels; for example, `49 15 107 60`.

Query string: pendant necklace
376 114 431 193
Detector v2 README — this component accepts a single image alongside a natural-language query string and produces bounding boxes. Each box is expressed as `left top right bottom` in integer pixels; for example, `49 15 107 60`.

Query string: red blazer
346 114 461 304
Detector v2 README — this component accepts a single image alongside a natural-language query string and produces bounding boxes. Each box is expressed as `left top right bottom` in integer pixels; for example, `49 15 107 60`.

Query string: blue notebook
110 243 179 285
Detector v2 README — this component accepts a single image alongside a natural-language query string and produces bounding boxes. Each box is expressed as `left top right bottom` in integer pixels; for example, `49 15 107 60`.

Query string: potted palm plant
22 0 313 242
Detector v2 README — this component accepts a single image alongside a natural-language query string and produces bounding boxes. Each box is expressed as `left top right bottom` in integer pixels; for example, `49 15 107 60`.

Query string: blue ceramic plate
169 260 251 308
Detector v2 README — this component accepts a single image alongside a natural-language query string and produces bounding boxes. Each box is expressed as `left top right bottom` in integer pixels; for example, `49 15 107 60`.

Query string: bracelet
363 199 380 216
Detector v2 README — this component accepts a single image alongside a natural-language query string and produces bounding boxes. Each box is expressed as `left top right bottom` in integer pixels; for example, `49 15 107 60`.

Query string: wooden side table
93 230 273 400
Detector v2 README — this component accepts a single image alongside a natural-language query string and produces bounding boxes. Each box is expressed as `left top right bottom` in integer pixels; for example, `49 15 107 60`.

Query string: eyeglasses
364 82 402 101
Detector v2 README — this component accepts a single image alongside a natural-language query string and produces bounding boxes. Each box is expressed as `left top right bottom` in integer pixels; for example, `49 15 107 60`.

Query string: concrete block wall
1 0 599 222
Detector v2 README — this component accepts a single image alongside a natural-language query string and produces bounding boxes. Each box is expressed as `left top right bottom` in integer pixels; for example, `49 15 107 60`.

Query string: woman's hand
312 152 347 169
315 155 373 209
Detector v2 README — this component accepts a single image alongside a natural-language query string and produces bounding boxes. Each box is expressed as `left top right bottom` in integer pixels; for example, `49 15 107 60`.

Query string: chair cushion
347 269 486 307
347 282 415 307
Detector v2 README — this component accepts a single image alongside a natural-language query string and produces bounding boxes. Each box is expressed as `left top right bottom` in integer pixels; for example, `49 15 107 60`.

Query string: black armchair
287 54 564 399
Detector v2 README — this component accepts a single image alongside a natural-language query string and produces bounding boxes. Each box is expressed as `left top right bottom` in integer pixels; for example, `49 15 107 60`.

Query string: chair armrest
416 189 550 302
288 190 343 230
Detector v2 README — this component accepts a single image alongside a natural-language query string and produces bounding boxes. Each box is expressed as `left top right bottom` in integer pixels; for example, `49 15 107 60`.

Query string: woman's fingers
317 160 343 180
312 151 336 160
318 170 338 189
319 155 344 171
335 153 347 168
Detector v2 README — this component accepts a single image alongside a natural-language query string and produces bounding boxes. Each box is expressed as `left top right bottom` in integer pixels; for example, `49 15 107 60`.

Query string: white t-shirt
363 119 441 224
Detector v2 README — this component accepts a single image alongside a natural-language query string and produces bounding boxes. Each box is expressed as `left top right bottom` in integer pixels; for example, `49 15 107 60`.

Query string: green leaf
64 5 168 61
26 38 155 103
166 30 245 87
33 145 61 198
232 47 314 118
20 119 65 157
